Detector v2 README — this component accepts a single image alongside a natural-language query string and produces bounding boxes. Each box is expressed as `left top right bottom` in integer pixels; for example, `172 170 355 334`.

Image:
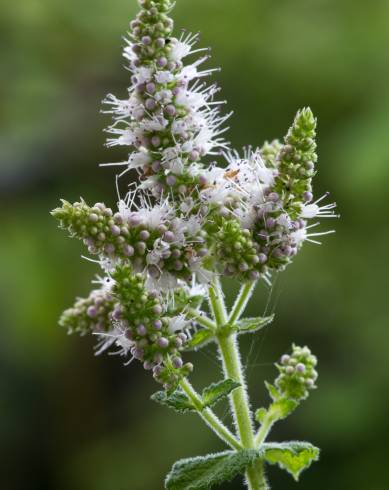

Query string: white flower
155 89 173 104
291 227 308 246
143 205 172 227
137 67 153 84
106 127 137 147
145 271 178 292
102 94 139 119
128 151 151 169
277 213 292 229
123 45 136 64
169 38 193 61
155 70 175 84
141 116 168 132
169 158 185 174
94 325 133 357
168 315 190 333
179 64 199 83
301 201 337 219
175 90 206 110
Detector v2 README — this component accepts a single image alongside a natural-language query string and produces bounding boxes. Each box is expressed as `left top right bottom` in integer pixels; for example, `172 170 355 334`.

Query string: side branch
229 281 257 324
187 308 217 330
180 378 242 451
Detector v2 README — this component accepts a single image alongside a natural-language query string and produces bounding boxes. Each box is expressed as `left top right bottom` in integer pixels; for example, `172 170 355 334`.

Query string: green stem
229 281 257 325
179 377 242 451
207 280 266 489
208 277 228 326
217 333 266 489
255 412 275 448
187 308 216 330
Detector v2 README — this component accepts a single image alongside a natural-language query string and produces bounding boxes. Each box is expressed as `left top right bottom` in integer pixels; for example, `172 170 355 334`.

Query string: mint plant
52 1 337 488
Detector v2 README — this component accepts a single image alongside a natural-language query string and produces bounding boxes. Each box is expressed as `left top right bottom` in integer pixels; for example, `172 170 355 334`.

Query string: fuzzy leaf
165 449 258 490
270 398 299 420
151 390 195 413
262 441 320 481
235 315 274 334
185 329 215 351
265 381 280 401
202 379 241 408
255 407 268 424
255 398 297 425
188 294 204 309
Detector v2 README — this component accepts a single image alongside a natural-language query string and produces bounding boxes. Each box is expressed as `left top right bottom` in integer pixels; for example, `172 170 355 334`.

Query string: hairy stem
229 281 257 325
179 377 242 451
208 280 266 489
187 308 217 330
255 411 275 448
208 277 228 326
217 334 266 489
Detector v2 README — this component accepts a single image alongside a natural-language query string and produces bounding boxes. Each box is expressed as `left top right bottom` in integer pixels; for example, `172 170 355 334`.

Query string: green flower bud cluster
275 344 318 401
259 139 282 168
51 199 156 260
215 218 263 281
167 288 204 316
59 289 115 335
274 108 317 217
249 110 319 273
111 264 193 388
252 196 302 274
130 0 174 66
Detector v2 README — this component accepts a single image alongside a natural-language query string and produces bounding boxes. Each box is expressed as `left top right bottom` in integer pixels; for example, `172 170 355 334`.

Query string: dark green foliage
201 379 241 408
185 329 215 351
151 390 195 413
165 450 259 490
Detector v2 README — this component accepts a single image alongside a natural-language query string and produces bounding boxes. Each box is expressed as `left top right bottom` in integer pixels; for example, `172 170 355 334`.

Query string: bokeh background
1 0 388 488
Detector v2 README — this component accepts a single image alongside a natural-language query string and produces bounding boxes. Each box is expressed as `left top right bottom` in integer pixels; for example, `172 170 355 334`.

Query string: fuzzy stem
229 281 257 325
208 277 228 326
217 333 266 489
255 411 275 448
187 308 217 330
179 377 242 451
208 280 266 489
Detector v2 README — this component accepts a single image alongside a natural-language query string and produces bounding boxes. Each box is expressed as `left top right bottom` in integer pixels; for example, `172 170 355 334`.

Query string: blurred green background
1 0 388 488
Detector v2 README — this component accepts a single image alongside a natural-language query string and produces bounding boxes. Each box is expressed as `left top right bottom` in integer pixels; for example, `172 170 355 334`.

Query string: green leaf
265 381 280 401
185 329 215 351
255 398 297 425
255 407 268 424
188 294 204 309
262 441 320 481
151 390 195 413
202 379 241 408
165 449 258 490
235 315 274 334
270 398 298 420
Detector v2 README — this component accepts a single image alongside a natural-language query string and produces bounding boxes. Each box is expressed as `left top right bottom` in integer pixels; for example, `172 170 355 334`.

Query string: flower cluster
276 344 318 401
109 264 193 387
103 0 228 196
59 289 115 335
52 0 335 386
52 198 211 287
